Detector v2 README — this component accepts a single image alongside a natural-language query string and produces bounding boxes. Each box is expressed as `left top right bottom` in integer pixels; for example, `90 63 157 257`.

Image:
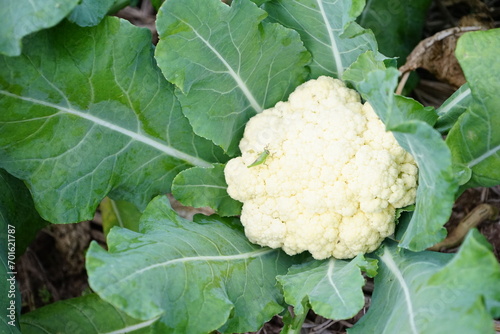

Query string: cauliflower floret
224 76 418 260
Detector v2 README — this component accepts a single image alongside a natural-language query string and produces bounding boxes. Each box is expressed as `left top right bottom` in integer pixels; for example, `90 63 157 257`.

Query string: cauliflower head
224 76 418 260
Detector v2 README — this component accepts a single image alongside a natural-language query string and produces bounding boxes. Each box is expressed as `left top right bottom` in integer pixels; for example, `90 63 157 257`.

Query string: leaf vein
0 90 213 168
111 248 276 286
380 248 419 334
173 16 263 112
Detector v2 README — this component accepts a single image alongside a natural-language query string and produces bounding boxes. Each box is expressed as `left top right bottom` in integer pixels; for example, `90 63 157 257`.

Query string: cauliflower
224 76 418 259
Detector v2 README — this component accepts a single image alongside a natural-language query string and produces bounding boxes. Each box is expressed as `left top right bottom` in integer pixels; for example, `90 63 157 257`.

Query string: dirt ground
16 1 500 333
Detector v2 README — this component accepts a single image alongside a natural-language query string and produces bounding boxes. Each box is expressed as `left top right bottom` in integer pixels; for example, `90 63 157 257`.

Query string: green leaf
394 96 437 126
263 0 380 78
358 0 432 63
446 29 500 188
278 255 377 320
86 195 295 334
0 0 79 56
20 293 157 334
349 231 500 334
280 301 309 334
0 17 226 224
344 52 457 251
0 170 47 257
390 120 455 250
67 0 116 27
345 55 437 127
100 197 142 237
172 164 242 217
155 0 310 155
435 83 472 134
151 0 164 11
429 230 500 318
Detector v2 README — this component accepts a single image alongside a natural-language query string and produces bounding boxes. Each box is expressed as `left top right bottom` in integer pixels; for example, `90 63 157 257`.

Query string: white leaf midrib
110 248 276 286
104 316 161 334
177 16 263 113
326 259 347 305
468 144 500 168
110 199 125 228
179 184 226 189
20 313 161 334
316 0 344 77
0 90 213 168
380 248 419 334
437 87 471 116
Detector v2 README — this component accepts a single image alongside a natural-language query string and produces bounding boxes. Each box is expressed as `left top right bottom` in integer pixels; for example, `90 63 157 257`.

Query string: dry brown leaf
399 0 493 90
399 26 484 88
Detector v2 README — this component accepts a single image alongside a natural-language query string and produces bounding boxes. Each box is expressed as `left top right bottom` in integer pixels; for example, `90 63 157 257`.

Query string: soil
15 1 500 333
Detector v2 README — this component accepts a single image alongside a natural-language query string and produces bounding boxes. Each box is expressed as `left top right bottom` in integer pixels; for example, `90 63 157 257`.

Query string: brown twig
428 203 499 251
395 71 410 95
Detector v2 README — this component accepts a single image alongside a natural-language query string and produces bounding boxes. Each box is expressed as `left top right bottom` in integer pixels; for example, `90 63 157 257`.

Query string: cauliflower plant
224 76 418 259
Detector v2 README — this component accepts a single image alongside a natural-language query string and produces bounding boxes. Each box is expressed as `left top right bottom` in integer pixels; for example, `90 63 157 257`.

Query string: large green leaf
0 170 47 257
277 255 377 321
155 0 310 155
67 0 116 27
0 17 226 224
0 0 79 56
435 83 471 135
446 29 500 188
20 293 156 333
263 0 380 78
86 195 295 334
358 0 432 63
344 52 457 251
349 230 500 334
172 164 242 217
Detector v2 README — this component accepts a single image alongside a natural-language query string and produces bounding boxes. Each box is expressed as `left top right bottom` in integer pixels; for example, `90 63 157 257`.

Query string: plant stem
280 306 310 334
